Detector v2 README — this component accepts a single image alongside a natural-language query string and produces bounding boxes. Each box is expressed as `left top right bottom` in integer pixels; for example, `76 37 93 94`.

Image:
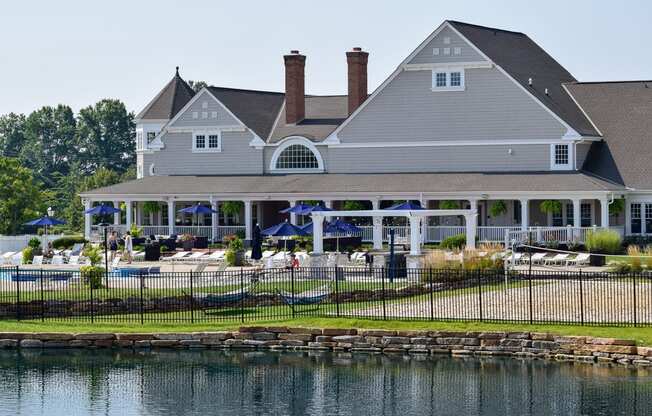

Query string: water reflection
0 349 650 415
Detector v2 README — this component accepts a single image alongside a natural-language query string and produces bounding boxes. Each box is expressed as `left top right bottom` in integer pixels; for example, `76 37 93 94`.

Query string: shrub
82 245 103 266
22 247 34 264
28 237 41 249
439 200 461 210
80 265 104 289
608 261 632 274
228 236 244 252
225 250 236 266
225 235 244 266
627 245 643 272
52 235 87 249
585 229 622 254
440 234 466 250
129 224 143 238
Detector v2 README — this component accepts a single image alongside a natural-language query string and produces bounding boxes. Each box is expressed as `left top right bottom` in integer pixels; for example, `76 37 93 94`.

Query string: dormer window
431 68 465 91
550 143 572 170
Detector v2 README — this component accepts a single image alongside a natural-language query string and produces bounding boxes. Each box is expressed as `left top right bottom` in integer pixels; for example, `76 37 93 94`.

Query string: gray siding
338 67 567 142
326 144 549 173
150 131 262 175
263 146 329 174
169 90 240 128
408 26 484 65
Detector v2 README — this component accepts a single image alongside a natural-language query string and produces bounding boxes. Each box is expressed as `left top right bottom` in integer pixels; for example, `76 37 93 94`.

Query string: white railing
477 226 521 242
506 226 624 246
426 226 465 242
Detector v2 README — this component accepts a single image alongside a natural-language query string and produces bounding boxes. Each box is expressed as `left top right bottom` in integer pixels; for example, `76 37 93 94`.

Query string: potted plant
585 229 622 266
80 245 104 289
28 237 42 255
179 233 195 251
488 200 507 218
225 234 245 266
129 224 146 245
539 200 562 215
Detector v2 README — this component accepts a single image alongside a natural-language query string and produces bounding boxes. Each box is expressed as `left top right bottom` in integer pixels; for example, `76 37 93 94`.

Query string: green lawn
0 317 650 345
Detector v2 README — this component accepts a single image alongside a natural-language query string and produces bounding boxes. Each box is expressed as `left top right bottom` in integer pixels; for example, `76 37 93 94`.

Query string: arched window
270 137 324 172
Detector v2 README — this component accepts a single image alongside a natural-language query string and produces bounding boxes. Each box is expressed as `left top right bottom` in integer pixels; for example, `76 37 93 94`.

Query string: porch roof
81 171 624 199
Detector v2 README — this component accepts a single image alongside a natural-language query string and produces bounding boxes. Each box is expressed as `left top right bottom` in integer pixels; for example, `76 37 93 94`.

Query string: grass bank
0 318 649 345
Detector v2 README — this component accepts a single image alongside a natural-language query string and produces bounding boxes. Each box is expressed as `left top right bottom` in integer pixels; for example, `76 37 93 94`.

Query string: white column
112 201 121 225
313 216 324 254
572 199 581 228
371 199 382 250
465 214 477 249
167 200 175 236
421 200 428 243
469 199 478 241
126 201 133 230
288 199 297 225
600 197 609 228
244 200 253 241
625 199 632 235
211 199 219 242
83 199 92 239
409 216 421 255
520 199 529 231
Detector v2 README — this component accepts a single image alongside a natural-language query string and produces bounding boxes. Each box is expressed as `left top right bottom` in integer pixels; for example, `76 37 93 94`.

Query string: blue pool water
0 350 650 415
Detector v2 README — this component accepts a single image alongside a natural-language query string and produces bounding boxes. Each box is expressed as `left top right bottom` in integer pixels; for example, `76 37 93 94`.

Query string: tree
0 158 47 235
63 167 124 230
0 113 26 157
76 99 135 174
20 105 77 188
188 80 207 92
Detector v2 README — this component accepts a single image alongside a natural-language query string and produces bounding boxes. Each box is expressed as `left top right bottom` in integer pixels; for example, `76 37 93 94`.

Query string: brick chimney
284 50 306 124
346 47 369 115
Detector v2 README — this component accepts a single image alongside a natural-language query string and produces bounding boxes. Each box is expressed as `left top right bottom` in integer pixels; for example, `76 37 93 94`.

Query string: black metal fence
0 265 650 326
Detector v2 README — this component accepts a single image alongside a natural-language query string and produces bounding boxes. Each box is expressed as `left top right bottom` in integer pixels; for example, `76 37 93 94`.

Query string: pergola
310 209 478 255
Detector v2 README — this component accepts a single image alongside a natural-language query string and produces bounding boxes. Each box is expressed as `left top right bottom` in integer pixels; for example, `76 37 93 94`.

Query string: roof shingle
136 69 196 120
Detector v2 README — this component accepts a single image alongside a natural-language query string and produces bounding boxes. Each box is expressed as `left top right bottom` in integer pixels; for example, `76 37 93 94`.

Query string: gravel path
347 279 652 324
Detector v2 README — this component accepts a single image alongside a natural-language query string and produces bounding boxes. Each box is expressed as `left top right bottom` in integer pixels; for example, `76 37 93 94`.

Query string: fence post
139 270 145 325
429 268 434 321
15 266 20 321
90 271 94 324
334 265 340 318
633 272 638 327
239 268 245 323
291 267 295 319
381 266 387 320
527 267 533 325
189 269 194 324
40 268 44 322
477 269 483 322
578 269 584 326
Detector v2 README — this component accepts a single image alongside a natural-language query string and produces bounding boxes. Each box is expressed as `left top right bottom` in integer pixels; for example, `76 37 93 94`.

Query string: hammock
277 285 332 306
192 283 257 305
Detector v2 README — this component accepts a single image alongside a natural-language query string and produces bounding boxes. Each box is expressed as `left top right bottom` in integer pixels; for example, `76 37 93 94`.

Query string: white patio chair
161 252 190 262
544 253 570 265
520 252 546 265
1 252 16 264
51 255 64 265
205 250 225 262
261 250 275 259
182 252 207 262
566 253 590 267
110 256 121 269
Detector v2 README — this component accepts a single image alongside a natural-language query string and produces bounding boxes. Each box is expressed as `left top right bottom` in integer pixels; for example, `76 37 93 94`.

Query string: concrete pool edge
0 327 649 367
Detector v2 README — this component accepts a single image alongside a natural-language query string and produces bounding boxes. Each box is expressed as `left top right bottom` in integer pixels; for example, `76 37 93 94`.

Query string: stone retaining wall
0 327 650 367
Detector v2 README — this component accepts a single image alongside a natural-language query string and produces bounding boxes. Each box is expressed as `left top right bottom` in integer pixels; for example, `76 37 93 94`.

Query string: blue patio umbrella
307 205 333 213
262 221 307 252
384 201 424 210
279 203 315 215
24 216 66 237
84 204 122 216
325 219 362 252
177 204 218 236
299 221 314 235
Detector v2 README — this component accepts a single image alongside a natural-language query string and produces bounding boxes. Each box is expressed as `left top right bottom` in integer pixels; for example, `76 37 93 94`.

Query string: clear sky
1 0 651 116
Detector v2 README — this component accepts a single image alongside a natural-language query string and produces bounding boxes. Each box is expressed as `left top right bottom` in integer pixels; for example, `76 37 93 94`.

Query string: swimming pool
0 349 649 415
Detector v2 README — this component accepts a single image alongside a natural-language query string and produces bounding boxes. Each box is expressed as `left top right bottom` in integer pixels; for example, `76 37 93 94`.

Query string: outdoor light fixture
47 207 54 217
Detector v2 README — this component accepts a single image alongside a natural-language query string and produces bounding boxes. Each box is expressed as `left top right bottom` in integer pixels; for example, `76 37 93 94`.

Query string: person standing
108 232 118 262
124 231 133 264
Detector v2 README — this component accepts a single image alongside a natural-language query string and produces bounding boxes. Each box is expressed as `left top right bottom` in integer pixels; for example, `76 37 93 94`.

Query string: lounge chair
161 252 190 262
32 256 43 266
182 252 207 262
51 255 64 265
70 243 84 256
68 255 80 265
1 252 16 264
520 252 547 265
544 253 570 265
261 250 275 259
11 253 23 266
205 250 225 262
566 253 591 267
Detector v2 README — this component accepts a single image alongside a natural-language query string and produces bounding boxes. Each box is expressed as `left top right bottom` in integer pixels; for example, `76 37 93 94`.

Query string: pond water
0 349 650 415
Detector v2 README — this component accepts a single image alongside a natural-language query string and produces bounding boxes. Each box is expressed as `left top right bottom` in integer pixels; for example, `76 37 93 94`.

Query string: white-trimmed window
431 68 465 91
550 143 572 170
270 137 324 172
193 131 221 152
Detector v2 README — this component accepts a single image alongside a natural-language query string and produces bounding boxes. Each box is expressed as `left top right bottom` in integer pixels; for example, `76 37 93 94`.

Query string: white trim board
327 138 585 149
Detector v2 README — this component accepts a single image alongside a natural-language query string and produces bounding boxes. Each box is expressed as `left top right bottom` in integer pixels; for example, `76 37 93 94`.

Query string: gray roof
81 171 623 197
208 87 285 139
136 69 195 120
565 81 652 190
448 21 600 137
268 95 348 142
